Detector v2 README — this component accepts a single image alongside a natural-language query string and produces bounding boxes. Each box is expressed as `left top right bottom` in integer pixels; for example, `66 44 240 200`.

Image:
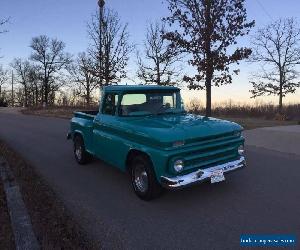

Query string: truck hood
119 113 242 147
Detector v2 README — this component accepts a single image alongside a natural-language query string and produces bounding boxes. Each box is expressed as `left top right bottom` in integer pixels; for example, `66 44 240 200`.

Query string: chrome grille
169 133 244 172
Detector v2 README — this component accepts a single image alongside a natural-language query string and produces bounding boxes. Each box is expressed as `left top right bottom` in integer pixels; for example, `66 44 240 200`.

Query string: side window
163 95 175 108
102 93 118 115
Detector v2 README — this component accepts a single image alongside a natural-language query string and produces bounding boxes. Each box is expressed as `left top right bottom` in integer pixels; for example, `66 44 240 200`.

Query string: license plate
210 170 225 184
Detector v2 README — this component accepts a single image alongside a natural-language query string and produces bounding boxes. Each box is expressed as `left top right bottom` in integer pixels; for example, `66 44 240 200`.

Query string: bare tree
0 18 9 57
11 58 33 107
250 18 300 112
0 64 8 96
67 52 97 106
30 35 71 106
27 65 43 106
87 9 132 86
137 21 181 86
163 0 254 116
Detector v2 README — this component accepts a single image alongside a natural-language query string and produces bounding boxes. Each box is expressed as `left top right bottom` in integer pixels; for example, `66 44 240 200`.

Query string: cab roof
104 85 180 93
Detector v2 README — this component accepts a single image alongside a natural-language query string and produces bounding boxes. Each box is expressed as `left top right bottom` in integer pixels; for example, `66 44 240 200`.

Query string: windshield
119 91 185 116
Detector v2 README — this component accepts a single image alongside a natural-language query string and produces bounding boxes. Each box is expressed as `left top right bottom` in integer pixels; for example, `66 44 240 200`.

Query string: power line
254 0 273 21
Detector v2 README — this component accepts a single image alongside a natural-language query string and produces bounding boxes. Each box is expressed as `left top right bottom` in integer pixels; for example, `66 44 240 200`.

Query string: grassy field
217 116 298 130
21 106 91 119
187 102 300 120
187 102 300 129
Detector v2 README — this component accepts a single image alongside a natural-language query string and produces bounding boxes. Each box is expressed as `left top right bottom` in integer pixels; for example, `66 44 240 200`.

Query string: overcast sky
1 0 300 104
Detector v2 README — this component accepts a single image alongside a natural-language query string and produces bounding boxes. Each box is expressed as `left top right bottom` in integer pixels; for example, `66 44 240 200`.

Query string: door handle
94 119 102 126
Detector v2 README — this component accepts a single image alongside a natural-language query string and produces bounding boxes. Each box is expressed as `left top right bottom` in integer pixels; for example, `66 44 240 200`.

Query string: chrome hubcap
134 164 148 193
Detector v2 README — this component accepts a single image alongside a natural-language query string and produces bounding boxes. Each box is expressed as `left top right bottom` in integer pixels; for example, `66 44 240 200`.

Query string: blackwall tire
73 135 91 164
130 155 163 201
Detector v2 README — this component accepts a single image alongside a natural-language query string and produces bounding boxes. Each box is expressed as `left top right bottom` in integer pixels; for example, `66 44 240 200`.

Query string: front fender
125 143 169 183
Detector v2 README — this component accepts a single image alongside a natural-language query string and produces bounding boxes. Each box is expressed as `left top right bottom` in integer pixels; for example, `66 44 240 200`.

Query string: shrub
0 97 8 107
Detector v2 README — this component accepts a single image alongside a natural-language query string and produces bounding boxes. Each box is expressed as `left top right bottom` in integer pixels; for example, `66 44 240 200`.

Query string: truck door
93 93 120 165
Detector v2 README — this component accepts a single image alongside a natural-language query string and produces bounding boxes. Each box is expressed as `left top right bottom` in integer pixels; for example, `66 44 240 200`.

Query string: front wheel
130 155 163 201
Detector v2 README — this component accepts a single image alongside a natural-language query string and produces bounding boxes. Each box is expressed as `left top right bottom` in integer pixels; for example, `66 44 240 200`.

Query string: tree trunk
105 50 110 86
86 92 90 107
205 76 212 117
24 83 28 107
44 78 49 106
279 92 283 114
86 81 90 107
105 76 109 86
278 70 283 114
204 0 213 117
35 84 38 106
157 61 161 85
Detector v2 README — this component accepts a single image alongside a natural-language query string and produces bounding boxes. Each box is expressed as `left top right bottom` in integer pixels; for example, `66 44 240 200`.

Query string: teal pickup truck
68 85 246 200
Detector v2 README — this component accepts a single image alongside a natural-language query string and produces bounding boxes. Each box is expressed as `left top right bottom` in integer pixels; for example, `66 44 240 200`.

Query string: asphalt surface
0 108 299 249
244 125 300 156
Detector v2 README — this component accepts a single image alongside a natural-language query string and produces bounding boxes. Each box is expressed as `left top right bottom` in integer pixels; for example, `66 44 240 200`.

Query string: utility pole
11 70 14 107
98 0 105 89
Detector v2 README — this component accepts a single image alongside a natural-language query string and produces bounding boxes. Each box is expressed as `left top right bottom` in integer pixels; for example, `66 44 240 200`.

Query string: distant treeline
1 1 300 115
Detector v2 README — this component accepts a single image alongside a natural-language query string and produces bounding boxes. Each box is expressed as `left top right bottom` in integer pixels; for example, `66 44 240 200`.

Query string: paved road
0 109 300 249
244 125 300 156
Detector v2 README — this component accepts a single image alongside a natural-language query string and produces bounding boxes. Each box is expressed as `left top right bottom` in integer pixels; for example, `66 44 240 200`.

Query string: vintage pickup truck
68 85 246 200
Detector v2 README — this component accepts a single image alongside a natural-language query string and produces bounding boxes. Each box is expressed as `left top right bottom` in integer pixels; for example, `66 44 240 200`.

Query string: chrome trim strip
161 156 246 189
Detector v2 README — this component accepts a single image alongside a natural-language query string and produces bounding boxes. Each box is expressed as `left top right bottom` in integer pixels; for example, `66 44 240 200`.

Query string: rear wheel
130 155 163 200
73 135 90 164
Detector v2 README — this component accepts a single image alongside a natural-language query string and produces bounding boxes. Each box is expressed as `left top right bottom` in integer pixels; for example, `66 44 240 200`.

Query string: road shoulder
0 178 15 249
0 140 98 249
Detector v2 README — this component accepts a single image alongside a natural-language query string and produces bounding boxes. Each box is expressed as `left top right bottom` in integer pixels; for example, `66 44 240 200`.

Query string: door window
102 93 118 115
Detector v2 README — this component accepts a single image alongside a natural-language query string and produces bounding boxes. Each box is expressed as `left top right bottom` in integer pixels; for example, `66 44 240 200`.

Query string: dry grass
187 101 300 121
0 141 98 249
22 103 300 130
22 106 97 119
0 180 15 250
217 117 298 130
186 101 300 129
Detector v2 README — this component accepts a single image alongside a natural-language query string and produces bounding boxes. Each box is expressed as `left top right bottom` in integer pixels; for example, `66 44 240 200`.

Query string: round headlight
238 145 245 155
174 160 184 172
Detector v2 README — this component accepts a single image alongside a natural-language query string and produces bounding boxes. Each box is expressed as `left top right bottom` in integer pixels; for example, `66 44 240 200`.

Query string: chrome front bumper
161 156 246 189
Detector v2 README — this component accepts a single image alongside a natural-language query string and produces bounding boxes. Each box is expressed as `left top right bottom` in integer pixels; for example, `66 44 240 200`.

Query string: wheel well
73 132 83 140
125 149 152 172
